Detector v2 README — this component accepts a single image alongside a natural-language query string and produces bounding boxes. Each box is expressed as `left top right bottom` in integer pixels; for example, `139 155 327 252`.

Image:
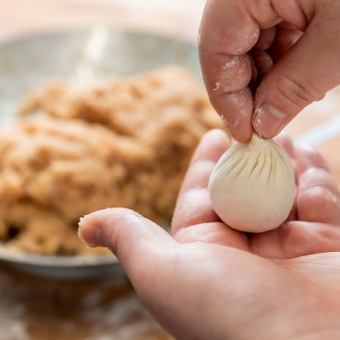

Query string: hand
79 130 340 340
199 0 340 142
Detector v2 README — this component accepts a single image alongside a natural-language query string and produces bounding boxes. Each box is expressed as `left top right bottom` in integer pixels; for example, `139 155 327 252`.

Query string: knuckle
303 167 335 189
299 185 339 212
281 224 308 250
275 74 319 109
302 150 329 171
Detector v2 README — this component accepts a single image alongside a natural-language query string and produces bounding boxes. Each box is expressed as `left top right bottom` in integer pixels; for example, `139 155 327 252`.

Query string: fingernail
78 217 104 248
253 104 288 138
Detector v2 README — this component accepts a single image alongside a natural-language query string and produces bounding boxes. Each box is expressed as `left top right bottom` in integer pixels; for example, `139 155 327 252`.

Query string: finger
199 0 278 142
200 0 319 142
251 50 274 78
250 57 258 83
187 129 230 166
178 129 229 196
79 208 176 280
172 188 219 236
295 145 340 224
255 27 276 50
253 3 340 138
174 222 249 251
78 208 192 340
251 221 340 259
269 26 302 62
172 130 229 234
295 144 329 175
210 88 253 142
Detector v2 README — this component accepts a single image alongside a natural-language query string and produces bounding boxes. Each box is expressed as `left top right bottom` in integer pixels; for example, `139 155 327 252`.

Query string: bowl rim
0 244 117 267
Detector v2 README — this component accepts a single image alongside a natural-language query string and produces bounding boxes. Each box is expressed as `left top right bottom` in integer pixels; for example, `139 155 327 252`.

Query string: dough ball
209 135 296 233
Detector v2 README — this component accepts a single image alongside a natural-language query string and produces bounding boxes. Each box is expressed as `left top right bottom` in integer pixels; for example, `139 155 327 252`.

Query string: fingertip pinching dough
209 135 296 233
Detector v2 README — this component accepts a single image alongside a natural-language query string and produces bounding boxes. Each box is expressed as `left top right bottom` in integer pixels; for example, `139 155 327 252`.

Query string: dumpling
209 135 296 233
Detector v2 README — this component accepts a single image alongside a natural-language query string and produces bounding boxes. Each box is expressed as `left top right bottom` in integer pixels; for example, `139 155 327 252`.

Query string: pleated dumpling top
209 135 296 233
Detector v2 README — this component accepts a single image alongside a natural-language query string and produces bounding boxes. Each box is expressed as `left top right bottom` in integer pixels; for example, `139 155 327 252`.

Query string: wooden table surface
0 265 171 340
0 1 339 339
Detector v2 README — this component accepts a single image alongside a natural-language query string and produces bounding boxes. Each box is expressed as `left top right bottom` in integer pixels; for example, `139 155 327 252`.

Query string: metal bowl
0 27 199 279
0 248 119 280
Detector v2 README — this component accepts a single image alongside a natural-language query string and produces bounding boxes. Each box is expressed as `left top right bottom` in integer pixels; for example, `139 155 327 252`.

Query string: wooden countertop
0 264 171 339
0 1 339 339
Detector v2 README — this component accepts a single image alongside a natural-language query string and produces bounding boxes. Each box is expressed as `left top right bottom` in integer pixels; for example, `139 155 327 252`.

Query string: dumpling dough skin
209 135 296 233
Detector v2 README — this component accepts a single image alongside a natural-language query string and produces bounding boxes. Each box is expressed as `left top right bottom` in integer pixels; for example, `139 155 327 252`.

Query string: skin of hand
199 0 340 142
79 130 340 340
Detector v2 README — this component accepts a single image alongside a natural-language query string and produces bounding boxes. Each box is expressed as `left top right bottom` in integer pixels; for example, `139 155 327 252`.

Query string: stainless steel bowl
0 27 199 279
0 248 119 280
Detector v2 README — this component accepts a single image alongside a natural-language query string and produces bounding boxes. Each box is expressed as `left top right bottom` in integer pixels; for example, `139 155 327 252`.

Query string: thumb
78 208 175 281
253 12 340 138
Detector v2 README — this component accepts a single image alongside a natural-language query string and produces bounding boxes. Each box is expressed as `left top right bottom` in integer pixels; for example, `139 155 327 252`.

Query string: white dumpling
209 135 296 233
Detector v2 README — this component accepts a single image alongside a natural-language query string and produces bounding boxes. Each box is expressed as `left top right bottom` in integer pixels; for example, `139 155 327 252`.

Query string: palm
80 130 340 339
159 238 340 339
165 130 340 338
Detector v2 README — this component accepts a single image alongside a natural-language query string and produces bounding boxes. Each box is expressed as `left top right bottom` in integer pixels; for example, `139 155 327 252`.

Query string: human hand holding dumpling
79 130 340 339
209 134 296 233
